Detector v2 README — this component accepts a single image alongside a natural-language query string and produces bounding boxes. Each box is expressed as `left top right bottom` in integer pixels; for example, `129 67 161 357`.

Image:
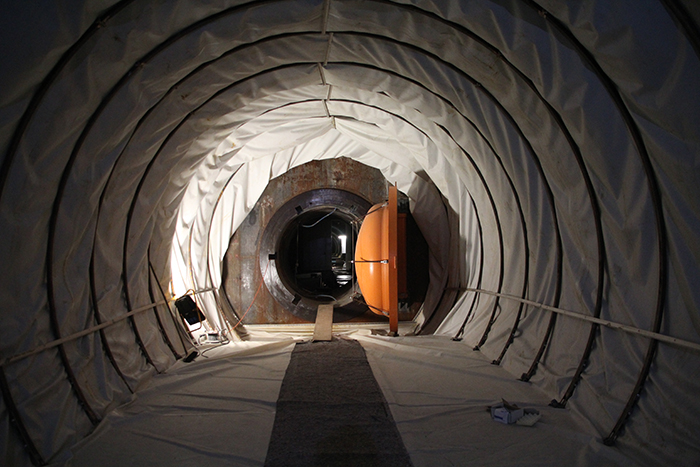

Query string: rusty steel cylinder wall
222 158 389 324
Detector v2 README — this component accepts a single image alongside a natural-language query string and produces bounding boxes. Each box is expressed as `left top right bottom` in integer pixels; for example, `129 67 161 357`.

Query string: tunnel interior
1 1 699 466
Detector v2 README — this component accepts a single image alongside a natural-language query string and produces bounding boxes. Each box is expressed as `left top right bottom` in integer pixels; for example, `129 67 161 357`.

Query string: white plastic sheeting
356 334 639 466
66 339 298 466
0 0 699 465
65 333 639 466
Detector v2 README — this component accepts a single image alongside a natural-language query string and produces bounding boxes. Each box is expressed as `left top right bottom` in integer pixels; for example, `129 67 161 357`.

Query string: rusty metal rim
258 188 372 322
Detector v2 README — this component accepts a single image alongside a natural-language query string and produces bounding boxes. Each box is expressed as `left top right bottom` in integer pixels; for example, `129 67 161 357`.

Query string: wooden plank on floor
313 304 334 341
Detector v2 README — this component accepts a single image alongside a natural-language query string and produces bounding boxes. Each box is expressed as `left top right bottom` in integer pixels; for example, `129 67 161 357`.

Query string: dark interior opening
277 209 357 301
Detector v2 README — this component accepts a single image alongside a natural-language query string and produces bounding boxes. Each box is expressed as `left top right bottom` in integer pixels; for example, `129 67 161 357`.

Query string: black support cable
204 167 246 328
88 190 154 376
87 257 134 394
4 1 312 399
0 0 671 456
491 178 529 364
120 283 161 372
660 0 700 59
329 30 567 348
5 0 576 422
365 0 599 389
451 196 484 341
500 0 603 389
145 249 182 360
0 0 137 200
0 367 46 466
2 0 136 413
6 0 563 369
523 0 669 444
79 10 309 378
424 80 530 359
45 235 101 426
147 257 190 355
519 312 557 381
88 187 138 391
432 123 505 351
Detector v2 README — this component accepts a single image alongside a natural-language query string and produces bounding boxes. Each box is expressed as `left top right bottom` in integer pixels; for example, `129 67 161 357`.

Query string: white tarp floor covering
356 334 636 467
63 339 298 467
62 331 638 466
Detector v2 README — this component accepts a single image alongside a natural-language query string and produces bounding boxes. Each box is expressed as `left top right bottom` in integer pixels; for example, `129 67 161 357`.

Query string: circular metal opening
259 188 371 322
276 209 355 301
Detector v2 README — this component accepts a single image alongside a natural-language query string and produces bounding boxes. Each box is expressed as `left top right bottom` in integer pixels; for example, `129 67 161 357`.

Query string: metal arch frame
364 0 603 398
0 0 673 455
145 248 183 360
0 367 45 466
86 122 159 385
147 248 190 356
0 2 293 451
330 49 563 345
659 0 700 59
326 29 563 356
78 21 557 368
523 0 669 444
46 202 101 427
0 0 142 435
204 166 247 329
352 0 579 381
451 195 485 341
89 252 134 394
203 167 245 334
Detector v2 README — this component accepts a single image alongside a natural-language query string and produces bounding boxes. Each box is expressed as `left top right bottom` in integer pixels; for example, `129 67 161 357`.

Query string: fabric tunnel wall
0 0 699 465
